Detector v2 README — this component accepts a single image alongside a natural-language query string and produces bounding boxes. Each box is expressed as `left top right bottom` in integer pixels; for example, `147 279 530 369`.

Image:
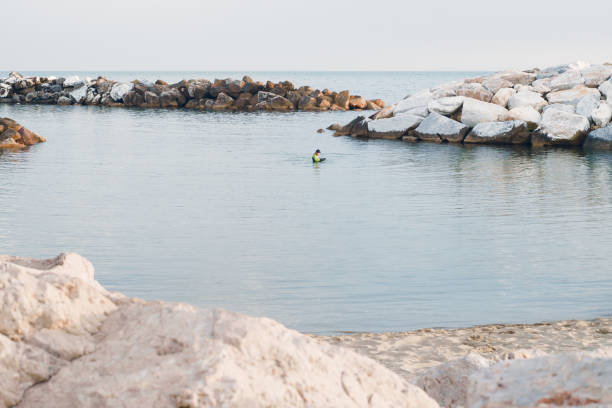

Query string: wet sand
317 317 612 382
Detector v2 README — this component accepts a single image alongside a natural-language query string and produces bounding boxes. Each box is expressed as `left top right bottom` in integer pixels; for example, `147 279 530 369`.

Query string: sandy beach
318 317 612 382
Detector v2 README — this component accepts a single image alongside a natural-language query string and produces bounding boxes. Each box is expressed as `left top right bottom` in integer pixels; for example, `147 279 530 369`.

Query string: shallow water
1 72 612 334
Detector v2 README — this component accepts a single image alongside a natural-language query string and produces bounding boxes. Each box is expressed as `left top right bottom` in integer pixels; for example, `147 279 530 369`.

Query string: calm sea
1 71 611 334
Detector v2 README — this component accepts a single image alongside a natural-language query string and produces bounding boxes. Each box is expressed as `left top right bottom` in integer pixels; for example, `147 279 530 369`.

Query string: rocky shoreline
1 253 610 407
333 61 612 150
0 72 385 113
0 118 45 149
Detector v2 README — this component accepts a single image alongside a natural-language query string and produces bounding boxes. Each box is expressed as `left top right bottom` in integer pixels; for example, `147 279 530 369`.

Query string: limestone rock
546 86 601 106
467 350 612 408
415 353 490 408
508 106 541 129
109 83 133 102
531 78 552 94
370 105 395 120
464 120 531 144
581 65 612 87
393 90 433 116
591 103 612 127
549 70 585 91
491 88 515 107
507 90 548 112
575 96 600 121
584 124 612 150
427 96 464 116
414 112 469 143
460 97 511 127
543 103 575 113
532 108 590 146
455 83 493 102
482 77 513 94
368 114 423 139
62 76 81 88
69 86 88 104
20 303 438 408
494 70 536 86
599 80 612 100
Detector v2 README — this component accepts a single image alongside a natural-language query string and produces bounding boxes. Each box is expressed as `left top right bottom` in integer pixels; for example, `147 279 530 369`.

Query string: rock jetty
0 72 385 113
334 61 612 150
0 117 45 149
1 253 610 407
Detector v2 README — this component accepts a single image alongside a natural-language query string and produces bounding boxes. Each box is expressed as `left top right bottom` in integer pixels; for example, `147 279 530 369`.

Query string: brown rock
349 95 367 110
370 105 394 120
17 127 45 145
334 90 350 109
327 123 343 131
255 101 271 111
298 96 318 111
329 104 344 111
212 92 234 110
0 118 20 130
370 99 385 108
318 99 332 109
456 83 494 102
366 101 381 110
155 79 168 86
123 92 144 107
270 96 294 111
0 128 19 142
317 129 324 133
142 92 160 108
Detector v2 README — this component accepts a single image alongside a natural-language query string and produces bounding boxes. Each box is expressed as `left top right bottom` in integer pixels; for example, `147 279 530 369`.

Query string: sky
3 0 612 71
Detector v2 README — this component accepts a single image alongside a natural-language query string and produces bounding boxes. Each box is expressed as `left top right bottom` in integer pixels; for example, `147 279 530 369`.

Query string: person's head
315 149 321 155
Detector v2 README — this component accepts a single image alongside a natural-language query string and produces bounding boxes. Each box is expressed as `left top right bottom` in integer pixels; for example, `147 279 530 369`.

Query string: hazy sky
4 0 612 71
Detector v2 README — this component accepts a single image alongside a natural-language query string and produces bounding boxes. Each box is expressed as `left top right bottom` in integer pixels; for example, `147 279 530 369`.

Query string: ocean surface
1 71 611 334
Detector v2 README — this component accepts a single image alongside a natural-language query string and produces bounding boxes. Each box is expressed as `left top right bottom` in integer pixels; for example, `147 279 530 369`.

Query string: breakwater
334 61 612 150
0 72 385 112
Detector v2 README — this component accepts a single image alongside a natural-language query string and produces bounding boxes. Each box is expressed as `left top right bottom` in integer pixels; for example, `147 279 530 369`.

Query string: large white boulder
508 106 541 129
591 103 612 127
20 303 439 408
543 103 575 113
482 77 513 94
491 88 515 107
532 108 590 146
69 86 88 104
427 96 464 116
507 90 548 111
460 97 511 127
464 120 530 145
414 112 469 143
393 90 433 117
494 70 536 86
599 80 612 100
368 114 423 139
467 350 612 408
575 96 600 121
455 83 493 102
62 76 81 88
110 82 134 102
546 86 601 106
531 78 552 94
581 65 612 87
549 70 585 91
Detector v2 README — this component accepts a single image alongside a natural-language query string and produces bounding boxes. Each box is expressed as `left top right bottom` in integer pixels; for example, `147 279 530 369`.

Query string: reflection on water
1 102 612 335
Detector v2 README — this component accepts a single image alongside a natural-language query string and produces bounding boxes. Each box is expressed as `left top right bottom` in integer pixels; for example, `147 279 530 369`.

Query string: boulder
62 76 81 88
415 354 490 408
599 80 612 100
0 128 19 143
17 127 45 146
591 103 612 127
0 137 24 149
507 90 548 111
494 70 536 86
427 96 464 116
460 97 511 127
369 99 385 108
583 124 612 150
123 91 144 107
464 120 531 144
257 91 278 104
370 105 395 120
269 95 294 111
368 114 423 139
212 92 234 110
532 108 590 146
491 88 515 107
366 100 381 110
0 83 11 98
531 78 552 94
334 90 350 110
414 112 469 143
482 77 513 94
393 90 433 116
69 86 88 104
546 86 601 106
508 106 541 129
159 90 186 108
110 83 133 102
467 350 612 408
549 70 585 91
455 83 493 102
575 96 600 120
298 95 318 111
57 96 72 105
142 91 160 108
187 81 211 99
334 115 366 136
349 95 367 110
430 81 461 98
543 103 575 113
580 65 612 87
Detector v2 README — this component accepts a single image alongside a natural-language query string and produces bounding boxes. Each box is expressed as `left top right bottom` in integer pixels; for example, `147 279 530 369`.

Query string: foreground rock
0 117 45 149
0 72 384 113
0 253 437 408
414 112 469 143
334 60 612 150
583 124 612 150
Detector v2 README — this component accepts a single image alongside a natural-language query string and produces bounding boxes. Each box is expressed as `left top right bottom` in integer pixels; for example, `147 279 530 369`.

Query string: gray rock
575 96 600 120
427 96 464 116
547 86 601 106
531 78 552 94
536 64 570 79
460 97 511 127
110 83 133 102
62 76 82 88
465 120 531 144
414 112 469 143
591 103 612 127
507 90 548 112
599 80 612 100
367 114 423 139
580 65 612 87
482 77 513 94
57 96 72 105
549 70 585 92
543 103 575 113
257 91 277 103
583 124 612 150
393 90 433 116
491 88 515 107
532 108 590 146
508 106 541 129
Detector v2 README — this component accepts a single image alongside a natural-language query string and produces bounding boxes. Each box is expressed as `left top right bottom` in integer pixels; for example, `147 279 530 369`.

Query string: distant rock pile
334 61 612 150
0 72 385 113
0 117 45 149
